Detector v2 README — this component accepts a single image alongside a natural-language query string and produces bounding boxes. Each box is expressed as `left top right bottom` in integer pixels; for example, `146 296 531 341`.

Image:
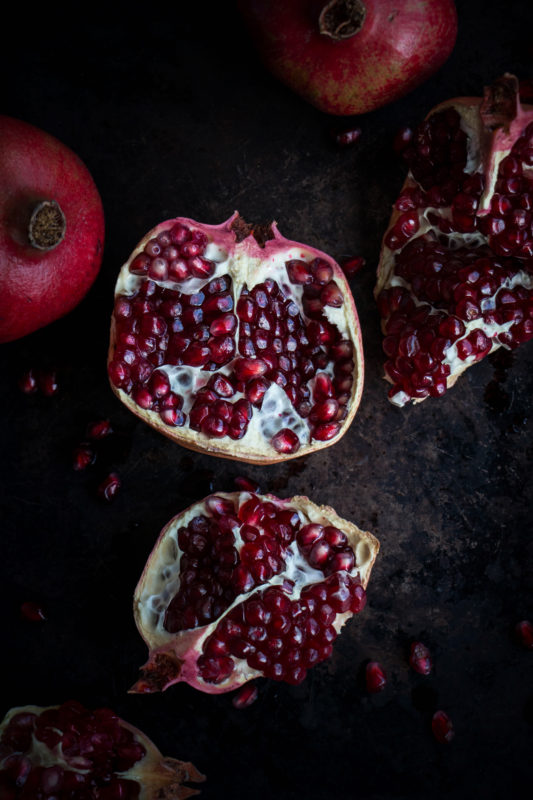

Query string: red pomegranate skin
0 116 105 342
237 0 458 116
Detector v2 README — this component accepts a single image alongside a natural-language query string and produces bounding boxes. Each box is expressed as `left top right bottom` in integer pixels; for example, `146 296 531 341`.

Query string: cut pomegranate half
132 491 379 695
108 213 364 463
376 74 533 406
0 700 204 799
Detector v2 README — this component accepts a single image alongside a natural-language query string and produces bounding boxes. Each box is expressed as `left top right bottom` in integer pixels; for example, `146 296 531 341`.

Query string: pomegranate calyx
318 0 366 40
28 199 66 251
230 213 275 247
131 649 184 694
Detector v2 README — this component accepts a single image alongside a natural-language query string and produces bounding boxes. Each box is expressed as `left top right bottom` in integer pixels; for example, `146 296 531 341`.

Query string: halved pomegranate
108 213 363 462
376 74 533 406
0 700 204 799
131 491 379 694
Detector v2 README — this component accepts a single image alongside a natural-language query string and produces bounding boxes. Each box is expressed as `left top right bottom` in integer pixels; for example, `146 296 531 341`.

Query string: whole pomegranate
375 74 533 406
237 0 457 116
0 700 204 799
131 491 379 694
0 116 105 343
108 212 363 463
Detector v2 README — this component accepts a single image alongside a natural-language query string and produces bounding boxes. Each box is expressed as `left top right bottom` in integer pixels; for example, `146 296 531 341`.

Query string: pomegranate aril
365 661 387 693
20 601 46 622
97 472 121 501
409 641 432 675
73 442 96 471
431 710 454 743
232 684 258 708
37 369 59 396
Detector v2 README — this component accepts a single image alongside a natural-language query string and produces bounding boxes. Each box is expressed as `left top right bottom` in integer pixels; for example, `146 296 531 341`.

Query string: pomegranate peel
237 0 457 116
131 491 379 695
375 74 533 406
0 701 204 799
0 116 104 343
109 212 364 463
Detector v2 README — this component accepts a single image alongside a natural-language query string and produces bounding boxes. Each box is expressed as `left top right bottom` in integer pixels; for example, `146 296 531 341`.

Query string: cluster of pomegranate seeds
408 641 433 675
365 661 387 693
0 701 145 799
378 101 533 405
198 571 364 686
161 494 366 688
431 710 455 743
109 222 354 453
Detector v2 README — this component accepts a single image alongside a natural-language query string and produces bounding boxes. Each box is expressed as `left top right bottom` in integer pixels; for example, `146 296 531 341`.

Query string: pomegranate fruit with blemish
0 700 204 799
376 74 533 406
0 116 104 343
131 491 379 694
237 0 457 116
108 213 363 463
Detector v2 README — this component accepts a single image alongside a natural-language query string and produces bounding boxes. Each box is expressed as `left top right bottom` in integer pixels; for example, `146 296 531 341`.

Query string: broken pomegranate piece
132 491 379 695
108 212 363 463
376 74 533 406
0 700 204 799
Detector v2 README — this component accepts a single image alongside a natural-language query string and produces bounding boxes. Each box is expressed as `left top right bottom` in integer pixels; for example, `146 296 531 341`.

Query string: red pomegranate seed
18 369 38 394
431 710 454 743
20 601 46 622
409 641 432 675
320 281 344 308
271 428 300 454
231 683 258 709
72 443 96 471
37 369 59 396
331 126 362 147
97 472 121 501
233 476 261 493
365 661 387 693
340 256 366 277
85 419 113 440
515 620 533 649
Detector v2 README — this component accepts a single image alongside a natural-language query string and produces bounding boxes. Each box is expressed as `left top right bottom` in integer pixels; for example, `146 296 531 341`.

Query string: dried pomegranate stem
319 0 366 40
28 200 66 251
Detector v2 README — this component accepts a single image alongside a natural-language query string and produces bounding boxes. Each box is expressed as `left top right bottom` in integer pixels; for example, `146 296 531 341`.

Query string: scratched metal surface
1 2 532 798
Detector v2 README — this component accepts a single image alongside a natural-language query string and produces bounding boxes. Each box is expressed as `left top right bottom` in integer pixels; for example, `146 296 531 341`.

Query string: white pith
111 217 363 460
377 100 533 408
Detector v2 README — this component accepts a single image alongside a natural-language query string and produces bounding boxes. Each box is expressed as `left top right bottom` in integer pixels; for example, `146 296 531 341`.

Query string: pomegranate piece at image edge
0 701 204 799
375 74 533 407
0 116 104 343
237 0 457 116
131 491 379 695
107 212 364 464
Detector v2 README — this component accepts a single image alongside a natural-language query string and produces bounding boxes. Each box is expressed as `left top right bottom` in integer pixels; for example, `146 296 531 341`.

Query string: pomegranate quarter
132 492 379 694
108 213 363 463
376 74 533 406
0 700 204 799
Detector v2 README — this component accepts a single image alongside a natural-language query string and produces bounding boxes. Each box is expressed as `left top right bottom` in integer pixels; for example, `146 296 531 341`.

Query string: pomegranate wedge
376 74 533 406
132 491 379 695
108 213 363 463
0 700 204 799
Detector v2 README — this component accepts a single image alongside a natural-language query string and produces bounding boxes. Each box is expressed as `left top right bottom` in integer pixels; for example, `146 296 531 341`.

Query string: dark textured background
1 2 532 798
